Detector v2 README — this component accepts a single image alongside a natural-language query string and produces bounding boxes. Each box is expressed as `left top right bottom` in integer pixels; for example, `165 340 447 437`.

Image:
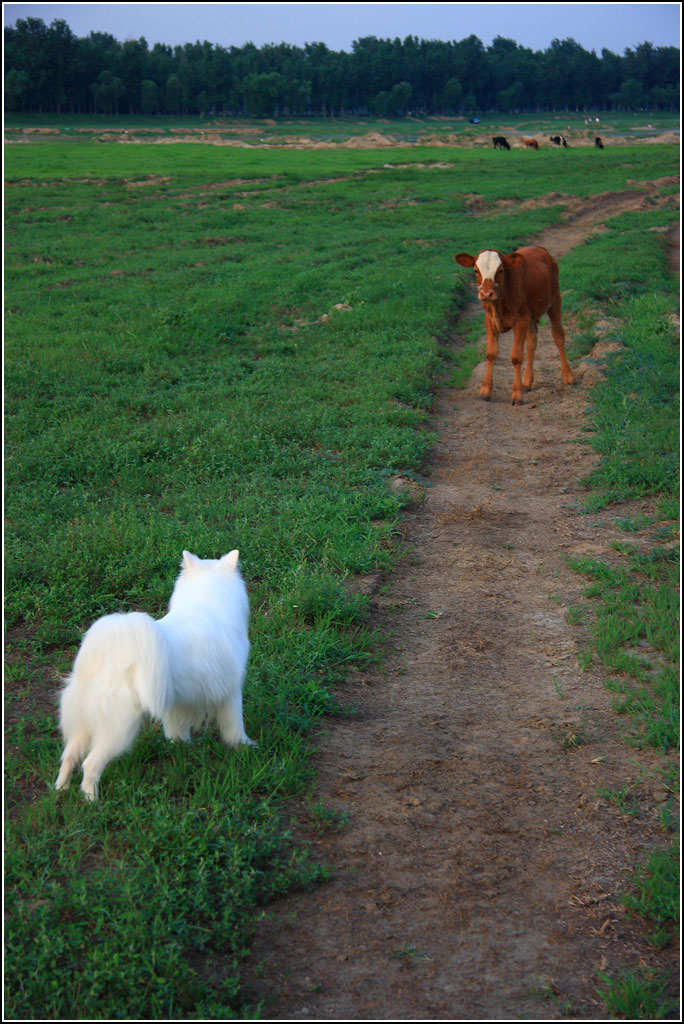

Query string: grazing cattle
454 246 575 405
595 136 604 149
492 136 510 150
549 135 569 147
521 137 539 149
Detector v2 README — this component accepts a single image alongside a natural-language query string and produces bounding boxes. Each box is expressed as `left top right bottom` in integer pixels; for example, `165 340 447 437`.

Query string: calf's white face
475 250 503 301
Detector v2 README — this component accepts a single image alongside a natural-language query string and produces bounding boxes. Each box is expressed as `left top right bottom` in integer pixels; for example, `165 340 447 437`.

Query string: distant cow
454 246 575 404
549 135 569 147
595 136 604 149
492 136 510 150
521 137 539 150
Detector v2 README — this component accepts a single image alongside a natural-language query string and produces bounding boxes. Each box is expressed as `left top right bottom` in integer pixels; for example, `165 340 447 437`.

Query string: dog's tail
65 612 172 723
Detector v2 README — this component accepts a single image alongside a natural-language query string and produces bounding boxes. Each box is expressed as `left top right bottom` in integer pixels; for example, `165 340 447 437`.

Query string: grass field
4 120 679 1018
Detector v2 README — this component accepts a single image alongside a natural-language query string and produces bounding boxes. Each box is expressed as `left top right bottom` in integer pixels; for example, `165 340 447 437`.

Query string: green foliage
560 195 679 1009
580 295 679 508
568 546 679 751
562 206 679 759
596 966 678 1019
307 800 351 834
4 136 471 1019
621 842 680 947
5 794 325 1019
4 133 680 1019
4 16 680 115
562 208 679 310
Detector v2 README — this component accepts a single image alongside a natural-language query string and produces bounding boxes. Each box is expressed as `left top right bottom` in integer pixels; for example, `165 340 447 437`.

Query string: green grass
596 965 678 1020
4 133 476 1020
621 842 680 948
3 126 679 1019
557 197 679 1016
5 791 324 1018
561 209 679 759
561 205 679 707
568 546 679 751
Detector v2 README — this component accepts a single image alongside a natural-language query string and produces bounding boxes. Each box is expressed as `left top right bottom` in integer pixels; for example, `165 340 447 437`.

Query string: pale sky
3 2 681 53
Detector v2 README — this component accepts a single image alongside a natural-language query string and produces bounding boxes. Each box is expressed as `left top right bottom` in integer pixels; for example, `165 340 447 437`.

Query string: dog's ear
182 550 201 572
220 550 240 571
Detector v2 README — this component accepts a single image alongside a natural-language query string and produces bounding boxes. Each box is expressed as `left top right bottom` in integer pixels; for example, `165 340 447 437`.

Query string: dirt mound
6 125 679 150
241 189 679 1020
342 132 400 148
649 132 680 145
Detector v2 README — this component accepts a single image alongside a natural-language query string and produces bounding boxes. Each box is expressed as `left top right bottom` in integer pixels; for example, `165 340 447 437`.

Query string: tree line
4 16 680 117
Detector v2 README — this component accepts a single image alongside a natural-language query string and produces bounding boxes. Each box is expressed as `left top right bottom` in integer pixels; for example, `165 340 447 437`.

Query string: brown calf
454 246 575 405
521 137 539 149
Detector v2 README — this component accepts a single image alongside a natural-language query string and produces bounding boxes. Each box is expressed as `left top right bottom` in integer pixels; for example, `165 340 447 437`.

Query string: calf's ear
502 252 524 268
455 253 476 267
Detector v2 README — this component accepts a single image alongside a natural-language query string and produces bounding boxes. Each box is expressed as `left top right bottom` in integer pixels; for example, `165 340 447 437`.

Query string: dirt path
243 190 679 1019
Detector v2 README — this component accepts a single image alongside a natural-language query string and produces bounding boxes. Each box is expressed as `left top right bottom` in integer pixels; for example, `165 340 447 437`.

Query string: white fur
475 249 502 281
55 550 255 800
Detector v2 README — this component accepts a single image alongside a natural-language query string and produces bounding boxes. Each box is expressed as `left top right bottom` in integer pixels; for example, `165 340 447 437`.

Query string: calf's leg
480 322 499 400
523 320 538 391
510 320 528 404
549 308 575 386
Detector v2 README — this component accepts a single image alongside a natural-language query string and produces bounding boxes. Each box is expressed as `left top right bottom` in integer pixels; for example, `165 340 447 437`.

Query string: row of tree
4 16 680 117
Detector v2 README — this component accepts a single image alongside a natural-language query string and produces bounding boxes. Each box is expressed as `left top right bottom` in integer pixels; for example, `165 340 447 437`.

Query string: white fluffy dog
55 550 255 800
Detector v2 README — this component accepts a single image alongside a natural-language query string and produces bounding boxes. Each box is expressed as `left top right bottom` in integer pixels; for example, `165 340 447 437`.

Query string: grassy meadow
4 120 679 1018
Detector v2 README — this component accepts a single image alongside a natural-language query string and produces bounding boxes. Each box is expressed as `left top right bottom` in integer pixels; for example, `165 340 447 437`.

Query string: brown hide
495 246 558 325
454 246 575 404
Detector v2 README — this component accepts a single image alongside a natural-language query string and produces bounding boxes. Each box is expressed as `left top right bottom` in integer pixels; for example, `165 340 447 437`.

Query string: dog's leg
80 745 112 801
216 695 257 748
161 707 192 742
55 729 90 791
80 708 143 800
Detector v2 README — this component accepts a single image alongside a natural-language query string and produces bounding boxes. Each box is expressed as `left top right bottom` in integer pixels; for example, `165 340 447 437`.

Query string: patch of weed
307 800 351 835
621 842 680 948
596 966 678 1019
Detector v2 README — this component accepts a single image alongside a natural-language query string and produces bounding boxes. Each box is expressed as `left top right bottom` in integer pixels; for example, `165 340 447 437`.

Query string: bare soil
242 190 680 1019
6 125 679 149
